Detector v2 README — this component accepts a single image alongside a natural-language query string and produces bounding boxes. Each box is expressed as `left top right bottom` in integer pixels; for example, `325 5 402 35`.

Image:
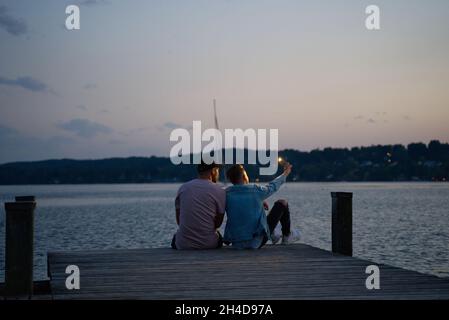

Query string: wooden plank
47 244 449 300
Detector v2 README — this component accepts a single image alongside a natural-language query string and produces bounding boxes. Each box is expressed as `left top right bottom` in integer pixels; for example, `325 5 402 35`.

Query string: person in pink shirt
171 162 226 250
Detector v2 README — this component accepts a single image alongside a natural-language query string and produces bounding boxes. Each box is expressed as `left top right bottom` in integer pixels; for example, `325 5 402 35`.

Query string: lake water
0 182 448 281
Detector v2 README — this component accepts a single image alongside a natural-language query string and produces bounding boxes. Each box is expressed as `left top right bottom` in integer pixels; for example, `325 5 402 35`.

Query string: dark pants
260 199 291 248
171 231 224 250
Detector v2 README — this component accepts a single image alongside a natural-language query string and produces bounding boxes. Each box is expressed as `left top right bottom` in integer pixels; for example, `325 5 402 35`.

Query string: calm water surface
0 182 448 281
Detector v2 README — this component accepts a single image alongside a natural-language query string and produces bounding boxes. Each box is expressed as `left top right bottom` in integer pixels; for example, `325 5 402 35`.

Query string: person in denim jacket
223 162 300 249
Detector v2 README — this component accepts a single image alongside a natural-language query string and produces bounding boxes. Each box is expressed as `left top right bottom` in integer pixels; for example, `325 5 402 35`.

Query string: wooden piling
15 196 36 202
331 192 353 256
4 196 36 298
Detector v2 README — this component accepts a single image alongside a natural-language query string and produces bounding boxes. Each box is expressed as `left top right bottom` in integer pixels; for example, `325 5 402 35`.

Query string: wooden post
4 196 36 298
15 196 36 202
331 192 352 256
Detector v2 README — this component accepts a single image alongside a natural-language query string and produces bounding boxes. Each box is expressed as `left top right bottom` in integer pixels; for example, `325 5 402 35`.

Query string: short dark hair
226 164 245 184
197 161 220 174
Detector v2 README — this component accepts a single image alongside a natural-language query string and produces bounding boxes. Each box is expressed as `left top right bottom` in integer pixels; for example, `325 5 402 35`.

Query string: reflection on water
0 182 448 281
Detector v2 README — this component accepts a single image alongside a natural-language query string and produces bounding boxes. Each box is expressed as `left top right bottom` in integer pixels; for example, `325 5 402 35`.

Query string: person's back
175 179 225 249
224 175 285 245
224 163 300 249
172 162 226 250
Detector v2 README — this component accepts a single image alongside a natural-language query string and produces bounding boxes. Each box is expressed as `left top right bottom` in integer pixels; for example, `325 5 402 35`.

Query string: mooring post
15 196 36 202
331 192 353 256
4 196 36 298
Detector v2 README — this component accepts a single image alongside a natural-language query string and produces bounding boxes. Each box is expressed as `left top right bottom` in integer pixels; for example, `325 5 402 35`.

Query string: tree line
0 140 448 184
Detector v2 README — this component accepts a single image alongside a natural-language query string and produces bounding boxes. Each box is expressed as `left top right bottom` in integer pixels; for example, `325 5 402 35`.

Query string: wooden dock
47 244 449 300
4 193 448 300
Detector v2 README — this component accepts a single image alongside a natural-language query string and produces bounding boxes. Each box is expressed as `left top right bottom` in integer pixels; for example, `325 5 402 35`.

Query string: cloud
76 104 88 111
109 139 125 145
78 0 109 7
83 83 97 90
0 76 50 93
163 122 183 130
159 122 193 131
354 115 364 120
0 124 17 136
120 126 151 136
0 125 74 164
367 118 376 124
58 118 112 138
0 6 27 36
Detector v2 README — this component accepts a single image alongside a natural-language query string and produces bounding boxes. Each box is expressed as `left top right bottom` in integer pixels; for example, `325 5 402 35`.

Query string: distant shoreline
1 141 448 184
1 181 448 187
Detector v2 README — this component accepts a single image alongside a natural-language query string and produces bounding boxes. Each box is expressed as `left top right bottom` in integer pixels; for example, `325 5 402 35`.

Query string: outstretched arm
256 162 292 200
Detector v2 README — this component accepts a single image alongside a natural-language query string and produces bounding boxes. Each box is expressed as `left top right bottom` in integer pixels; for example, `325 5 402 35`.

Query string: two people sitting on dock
223 162 301 249
171 160 300 250
171 161 226 250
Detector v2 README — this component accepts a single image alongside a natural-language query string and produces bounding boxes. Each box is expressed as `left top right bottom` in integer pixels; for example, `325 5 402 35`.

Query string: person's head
197 161 220 183
226 164 249 185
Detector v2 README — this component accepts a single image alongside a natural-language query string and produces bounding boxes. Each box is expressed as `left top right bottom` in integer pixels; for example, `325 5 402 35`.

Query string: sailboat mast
213 99 226 184
213 98 219 130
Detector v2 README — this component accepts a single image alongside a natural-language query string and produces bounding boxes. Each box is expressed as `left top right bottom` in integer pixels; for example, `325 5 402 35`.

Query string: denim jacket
223 174 286 243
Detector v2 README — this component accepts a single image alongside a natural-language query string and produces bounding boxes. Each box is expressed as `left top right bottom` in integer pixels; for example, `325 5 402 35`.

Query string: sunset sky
1 0 449 163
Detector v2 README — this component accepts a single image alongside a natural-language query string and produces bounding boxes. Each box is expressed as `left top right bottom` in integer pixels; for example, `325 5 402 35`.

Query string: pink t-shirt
175 179 226 249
